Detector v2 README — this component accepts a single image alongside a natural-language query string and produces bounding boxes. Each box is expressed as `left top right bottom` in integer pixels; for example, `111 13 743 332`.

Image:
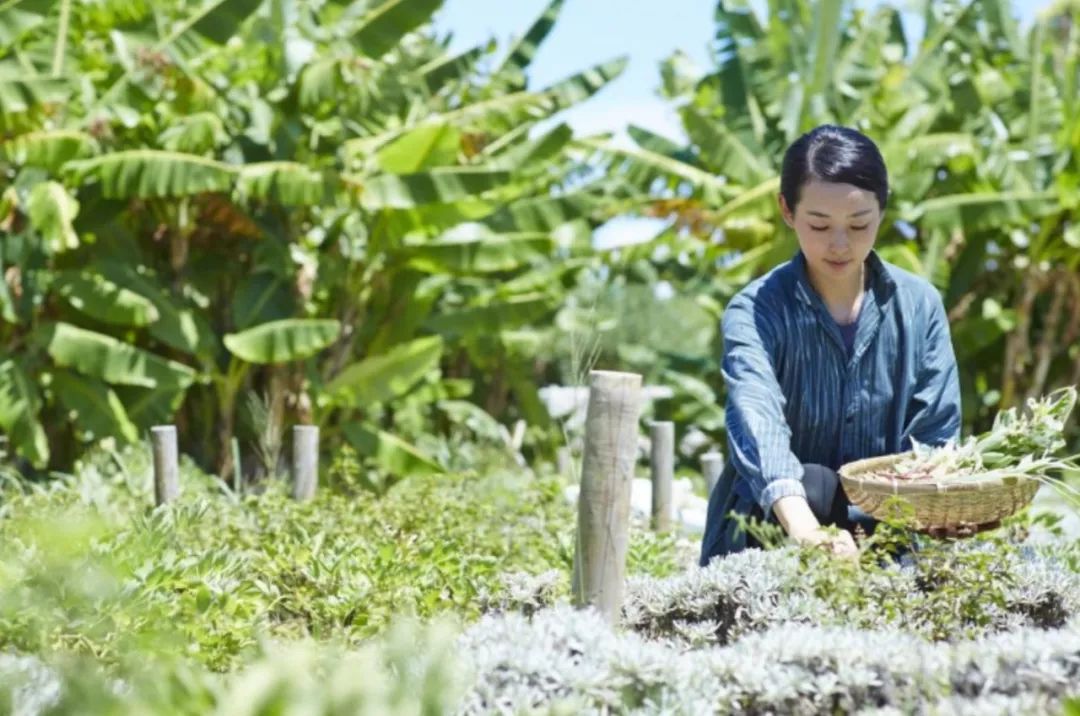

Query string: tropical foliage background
3 0 1078 483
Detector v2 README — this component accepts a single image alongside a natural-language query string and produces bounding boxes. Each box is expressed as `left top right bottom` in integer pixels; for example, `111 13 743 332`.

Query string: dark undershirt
838 318 858 356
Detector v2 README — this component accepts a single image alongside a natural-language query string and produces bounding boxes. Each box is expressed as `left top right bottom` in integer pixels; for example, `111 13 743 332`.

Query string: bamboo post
572 370 642 624
292 425 319 501
151 425 179 506
649 421 674 532
702 450 724 495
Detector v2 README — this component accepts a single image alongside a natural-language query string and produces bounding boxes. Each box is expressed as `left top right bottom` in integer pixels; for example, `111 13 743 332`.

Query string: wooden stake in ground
649 421 674 531
701 450 725 496
151 425 179 506
572 370 642 624
292 425 319 501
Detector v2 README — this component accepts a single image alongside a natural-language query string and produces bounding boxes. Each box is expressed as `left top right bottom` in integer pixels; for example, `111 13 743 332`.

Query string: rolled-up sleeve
902 291 961 448
721 293 806 516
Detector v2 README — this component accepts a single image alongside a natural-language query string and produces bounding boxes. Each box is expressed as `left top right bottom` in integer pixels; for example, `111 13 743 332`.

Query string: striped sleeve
902 290 962 448
720 293 806 515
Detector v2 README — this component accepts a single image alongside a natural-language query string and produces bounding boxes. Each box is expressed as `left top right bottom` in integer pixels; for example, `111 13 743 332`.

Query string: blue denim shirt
721 249 961 516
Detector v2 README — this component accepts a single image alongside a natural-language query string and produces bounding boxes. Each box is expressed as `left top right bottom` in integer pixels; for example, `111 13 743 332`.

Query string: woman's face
778 179 882 287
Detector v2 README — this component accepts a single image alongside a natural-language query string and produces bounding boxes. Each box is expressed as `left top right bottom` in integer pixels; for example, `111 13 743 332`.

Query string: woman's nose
829 230 851 251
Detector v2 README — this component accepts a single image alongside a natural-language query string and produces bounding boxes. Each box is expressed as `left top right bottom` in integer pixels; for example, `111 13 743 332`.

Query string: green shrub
0 443 681 672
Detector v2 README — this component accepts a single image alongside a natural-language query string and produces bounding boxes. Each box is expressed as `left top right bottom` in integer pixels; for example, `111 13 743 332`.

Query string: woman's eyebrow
806 208 874 218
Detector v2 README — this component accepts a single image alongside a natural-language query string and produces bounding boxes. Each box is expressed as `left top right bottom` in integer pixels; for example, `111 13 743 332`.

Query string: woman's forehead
798 179 878 216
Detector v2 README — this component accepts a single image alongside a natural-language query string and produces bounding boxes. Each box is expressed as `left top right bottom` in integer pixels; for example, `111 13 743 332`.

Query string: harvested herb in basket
871 386 1079 484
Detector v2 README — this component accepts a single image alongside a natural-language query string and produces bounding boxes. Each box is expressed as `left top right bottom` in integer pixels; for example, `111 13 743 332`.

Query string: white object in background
564 475 708 535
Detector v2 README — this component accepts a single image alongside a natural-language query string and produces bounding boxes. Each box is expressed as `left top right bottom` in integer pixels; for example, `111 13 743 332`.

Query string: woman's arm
721 294 814 519
903 291 962 447
722 294 857 555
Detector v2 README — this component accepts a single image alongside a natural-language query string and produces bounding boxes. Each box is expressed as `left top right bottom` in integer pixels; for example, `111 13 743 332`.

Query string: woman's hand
801 526 859 557
772 495 859 559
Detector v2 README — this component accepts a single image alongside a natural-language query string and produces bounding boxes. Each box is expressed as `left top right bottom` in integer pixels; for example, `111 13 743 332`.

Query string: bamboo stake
292 425 319 501
572 370 642 624
649 421 674 531
151 425 179 506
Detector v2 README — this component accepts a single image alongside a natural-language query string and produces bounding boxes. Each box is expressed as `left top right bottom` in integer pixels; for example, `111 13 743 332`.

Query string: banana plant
0 0 624 482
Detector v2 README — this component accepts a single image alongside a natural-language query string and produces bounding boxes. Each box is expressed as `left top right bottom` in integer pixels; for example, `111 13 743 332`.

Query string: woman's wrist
771 495 821 540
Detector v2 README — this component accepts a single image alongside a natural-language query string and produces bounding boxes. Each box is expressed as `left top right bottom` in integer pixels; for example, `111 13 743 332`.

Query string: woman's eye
851 224 870 231
809 225 828 232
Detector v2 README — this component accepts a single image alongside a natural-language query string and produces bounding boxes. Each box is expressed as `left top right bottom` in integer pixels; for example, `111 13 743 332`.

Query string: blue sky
431 1 1050 248
433 1 1049 143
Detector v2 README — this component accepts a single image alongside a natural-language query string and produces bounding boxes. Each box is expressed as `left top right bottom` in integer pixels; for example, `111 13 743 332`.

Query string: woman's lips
825 258 852 270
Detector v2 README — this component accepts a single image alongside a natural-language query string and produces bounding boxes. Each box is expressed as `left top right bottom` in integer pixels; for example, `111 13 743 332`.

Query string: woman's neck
808 262 866 324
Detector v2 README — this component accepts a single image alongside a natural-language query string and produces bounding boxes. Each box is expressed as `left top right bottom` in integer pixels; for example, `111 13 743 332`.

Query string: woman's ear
778 194 796 229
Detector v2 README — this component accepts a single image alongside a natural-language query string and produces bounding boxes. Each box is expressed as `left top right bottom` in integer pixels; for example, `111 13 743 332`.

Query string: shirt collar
792 249 896 308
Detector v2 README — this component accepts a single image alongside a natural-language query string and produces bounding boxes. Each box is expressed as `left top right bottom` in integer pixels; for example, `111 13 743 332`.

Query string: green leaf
0 0 56 47
875 243 925 277
113 384 186 427
375 124 461 174
43 322 196 389
237 161 325 206
223 319 341 364
806 0 844 102
27 180 79 252
0 77 68 120
373 200 496 248
95 261 214 357
577 135 737 206
0 256 16 324
2 129 96 172
0 358 48 467
341 423 442 477
352 0 443 59
436 399 505 442
401 229 552 274
486 192 596 233
158 112 226 154
342 92 551 160
507 359 551 428
295 57 344 110
188 0 264 44
325 335 443 406
542 56 628 109
231 271 296 330
493 0 563 84
627 124 686 158
489 122 571 169
51 370 139 444
680 106 771 185
659 49 704 99
64 150 235 198
427 294 553 338
419 45 484 93
52 270 160 326
357 168 510 209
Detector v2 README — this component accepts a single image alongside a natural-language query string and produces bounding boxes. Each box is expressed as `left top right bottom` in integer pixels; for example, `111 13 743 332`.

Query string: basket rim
838 452 1038 495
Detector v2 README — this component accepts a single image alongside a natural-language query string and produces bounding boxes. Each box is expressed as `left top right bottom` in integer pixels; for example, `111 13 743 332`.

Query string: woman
700 124 979 565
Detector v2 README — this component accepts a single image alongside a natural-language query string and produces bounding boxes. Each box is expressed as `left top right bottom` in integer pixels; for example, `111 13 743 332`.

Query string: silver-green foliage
458 604 1080 715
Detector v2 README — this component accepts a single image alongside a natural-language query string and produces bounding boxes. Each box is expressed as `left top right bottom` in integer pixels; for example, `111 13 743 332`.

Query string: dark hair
780 124 889 212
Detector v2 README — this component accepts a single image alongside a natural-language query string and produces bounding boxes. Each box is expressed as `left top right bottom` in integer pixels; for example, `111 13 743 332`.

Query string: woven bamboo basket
838 452 1040 530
